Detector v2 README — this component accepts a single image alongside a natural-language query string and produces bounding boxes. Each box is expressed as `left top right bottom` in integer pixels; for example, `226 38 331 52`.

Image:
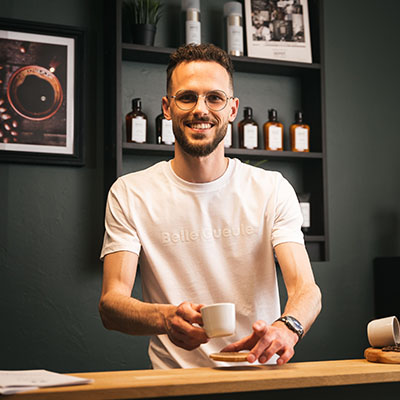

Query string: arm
274 241 322 335
98 251 209 350
222 242 321 364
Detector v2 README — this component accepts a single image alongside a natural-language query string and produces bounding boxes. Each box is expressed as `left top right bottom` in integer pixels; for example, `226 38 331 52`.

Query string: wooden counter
11 359 400 400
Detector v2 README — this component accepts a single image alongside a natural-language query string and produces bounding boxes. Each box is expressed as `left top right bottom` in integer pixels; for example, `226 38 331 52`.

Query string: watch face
289 317 302 330
285 316 304 337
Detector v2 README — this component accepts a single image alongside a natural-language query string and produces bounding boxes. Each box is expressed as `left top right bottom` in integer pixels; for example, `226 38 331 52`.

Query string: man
99 43 321 369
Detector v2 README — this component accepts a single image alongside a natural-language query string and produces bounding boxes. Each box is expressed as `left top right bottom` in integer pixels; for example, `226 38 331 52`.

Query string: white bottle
298 193 311 233
224 122 233 148
224 1 244 56
182 0 201 45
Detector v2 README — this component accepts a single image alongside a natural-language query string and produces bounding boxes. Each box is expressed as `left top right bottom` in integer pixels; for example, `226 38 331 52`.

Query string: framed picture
0 18 85 165
244 0 312 63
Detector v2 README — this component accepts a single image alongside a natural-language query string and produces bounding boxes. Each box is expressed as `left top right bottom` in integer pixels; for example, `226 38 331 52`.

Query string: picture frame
244 0 312 63
0 18 85 166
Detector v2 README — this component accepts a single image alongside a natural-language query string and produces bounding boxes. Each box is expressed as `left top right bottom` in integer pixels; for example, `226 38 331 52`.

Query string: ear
162 96 171 120
228 97 239 123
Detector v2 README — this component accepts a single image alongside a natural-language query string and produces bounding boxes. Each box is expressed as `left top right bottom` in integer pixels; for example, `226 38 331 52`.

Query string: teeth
189 123 212 129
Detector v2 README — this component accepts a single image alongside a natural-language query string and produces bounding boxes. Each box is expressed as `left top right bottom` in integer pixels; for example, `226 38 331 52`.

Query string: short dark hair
166 43 234 94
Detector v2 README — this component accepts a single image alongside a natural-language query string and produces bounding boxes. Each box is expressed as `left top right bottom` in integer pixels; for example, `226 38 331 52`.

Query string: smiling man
99 44 321 369
164 56 236 159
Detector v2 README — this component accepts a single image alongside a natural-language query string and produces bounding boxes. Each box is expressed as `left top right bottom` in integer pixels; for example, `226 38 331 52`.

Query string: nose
192 94 209 115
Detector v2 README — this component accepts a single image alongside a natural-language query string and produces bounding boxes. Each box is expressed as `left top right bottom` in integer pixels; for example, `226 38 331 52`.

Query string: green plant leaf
123 0 162 25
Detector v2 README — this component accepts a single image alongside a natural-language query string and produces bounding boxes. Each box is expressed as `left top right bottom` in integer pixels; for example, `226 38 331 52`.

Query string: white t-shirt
101 158 304 369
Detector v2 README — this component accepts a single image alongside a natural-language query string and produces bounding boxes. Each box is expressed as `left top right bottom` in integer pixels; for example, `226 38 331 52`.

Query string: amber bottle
290 111 310 152
126 98 147 143
238 107 258 149
263 109 283 151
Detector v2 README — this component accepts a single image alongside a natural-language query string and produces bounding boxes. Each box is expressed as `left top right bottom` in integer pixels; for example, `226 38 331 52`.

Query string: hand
163 301 209 351
221 320 298 365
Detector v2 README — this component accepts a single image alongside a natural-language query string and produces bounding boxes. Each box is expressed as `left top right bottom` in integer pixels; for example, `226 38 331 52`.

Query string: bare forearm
275 242 322 335
281 282 322 334
99 291 175 336
100 252 209 350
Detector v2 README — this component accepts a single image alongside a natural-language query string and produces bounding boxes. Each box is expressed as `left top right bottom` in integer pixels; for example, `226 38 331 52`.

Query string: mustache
184 117 215 124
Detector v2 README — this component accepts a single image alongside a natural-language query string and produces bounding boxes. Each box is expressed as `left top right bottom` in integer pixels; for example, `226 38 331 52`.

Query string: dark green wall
1 0 399 373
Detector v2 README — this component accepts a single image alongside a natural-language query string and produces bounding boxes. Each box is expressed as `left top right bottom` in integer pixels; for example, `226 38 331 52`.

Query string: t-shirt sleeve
100 178 141 260
270 175 304 247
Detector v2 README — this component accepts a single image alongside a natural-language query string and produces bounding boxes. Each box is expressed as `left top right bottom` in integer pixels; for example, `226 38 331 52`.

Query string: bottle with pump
224 2 244 56
126 98 148 143
290 111 310 152
238 107 258 149
224 122 233 148
182 0 201 45
264 108 283 151
156 108 175 145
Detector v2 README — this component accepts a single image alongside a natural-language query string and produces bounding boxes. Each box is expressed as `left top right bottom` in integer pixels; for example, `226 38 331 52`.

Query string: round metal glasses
169 90 234 112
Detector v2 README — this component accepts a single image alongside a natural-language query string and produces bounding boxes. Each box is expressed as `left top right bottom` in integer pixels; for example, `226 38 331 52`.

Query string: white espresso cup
200 303 235 338
367 316 400 347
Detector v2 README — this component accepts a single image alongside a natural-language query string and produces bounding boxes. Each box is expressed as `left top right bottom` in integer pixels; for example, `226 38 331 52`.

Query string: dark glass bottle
238 107 258 149
126 98 147 143
155 108 175 145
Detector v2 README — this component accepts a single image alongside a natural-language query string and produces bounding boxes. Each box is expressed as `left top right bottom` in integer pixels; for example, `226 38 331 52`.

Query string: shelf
225 148 322 160
122 43 321 77
122 142 323 160
304 235 325 242
122 43 174 65
231 55 321 76
105 0 328 261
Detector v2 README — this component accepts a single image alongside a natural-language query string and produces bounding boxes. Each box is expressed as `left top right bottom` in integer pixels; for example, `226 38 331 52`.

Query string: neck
171 142 228 183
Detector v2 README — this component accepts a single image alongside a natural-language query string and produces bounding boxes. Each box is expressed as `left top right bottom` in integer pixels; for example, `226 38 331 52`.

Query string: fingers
276 346 295 365
176 302 204 326
166 302 209 350
249 337 281 364
220 321 269 355
220 333 254 353
246 320 295 365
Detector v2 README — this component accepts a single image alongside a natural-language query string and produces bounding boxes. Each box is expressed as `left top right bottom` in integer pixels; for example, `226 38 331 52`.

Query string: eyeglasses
169 90 234 112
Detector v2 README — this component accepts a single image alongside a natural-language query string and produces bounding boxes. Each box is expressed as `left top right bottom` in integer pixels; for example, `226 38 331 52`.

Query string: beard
172 119 228 157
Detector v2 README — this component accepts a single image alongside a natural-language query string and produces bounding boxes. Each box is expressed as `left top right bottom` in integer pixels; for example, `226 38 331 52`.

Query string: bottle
126 98 147 143
182 0 201 45
224 2 244 56
156 108 175 145
298 193 311 233
290 111 310 152
224 122 233 148
263 109 283 151
238 107 258 149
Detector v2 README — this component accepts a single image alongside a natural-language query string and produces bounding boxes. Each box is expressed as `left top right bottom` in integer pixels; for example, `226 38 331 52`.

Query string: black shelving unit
104 0 328 261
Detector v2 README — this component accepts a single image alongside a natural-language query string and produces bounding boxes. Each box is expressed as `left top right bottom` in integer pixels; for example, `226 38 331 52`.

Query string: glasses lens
205 91 228 111
174 91 198 110
173 90 229 111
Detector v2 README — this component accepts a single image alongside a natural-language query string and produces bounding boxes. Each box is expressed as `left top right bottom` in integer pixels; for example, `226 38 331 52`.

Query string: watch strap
275 315 304 341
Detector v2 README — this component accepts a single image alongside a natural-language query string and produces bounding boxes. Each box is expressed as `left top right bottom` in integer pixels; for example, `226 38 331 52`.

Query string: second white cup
200 303 235 338
367 316 400 347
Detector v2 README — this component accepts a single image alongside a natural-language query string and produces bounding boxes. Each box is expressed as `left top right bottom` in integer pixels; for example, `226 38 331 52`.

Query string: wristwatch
275 315 304 341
